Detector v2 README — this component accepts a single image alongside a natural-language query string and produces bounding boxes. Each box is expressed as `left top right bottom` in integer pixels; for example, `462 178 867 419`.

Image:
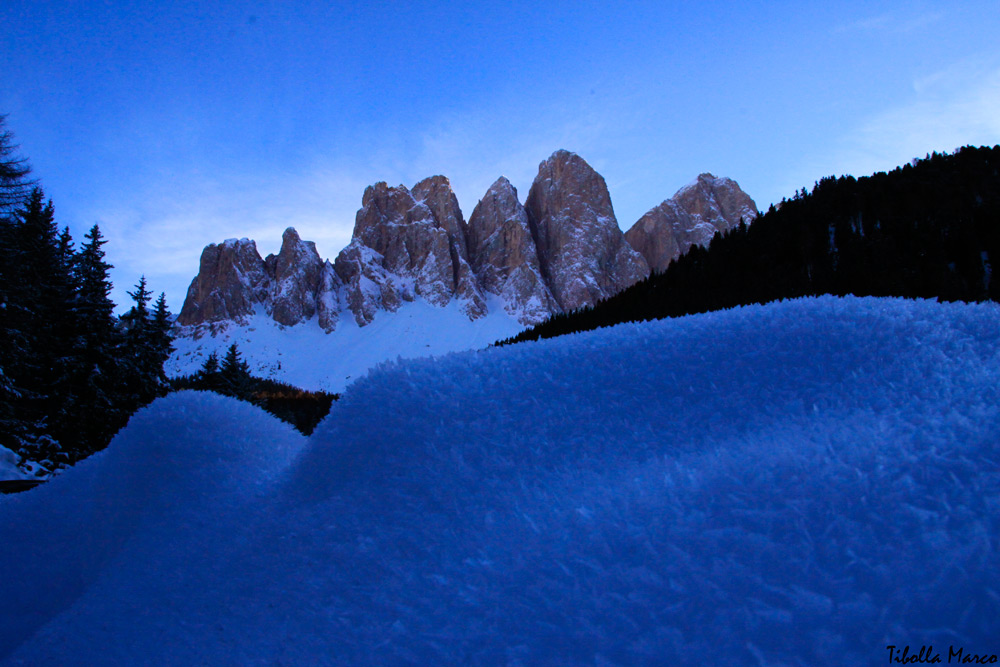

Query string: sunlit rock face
410 175 487 320
524 150 649 311
625 173 758 273
336 178 487 326
266 227 334 329
177 238 269 326
178 230 339 332
176 151 757 334
467 176 558 324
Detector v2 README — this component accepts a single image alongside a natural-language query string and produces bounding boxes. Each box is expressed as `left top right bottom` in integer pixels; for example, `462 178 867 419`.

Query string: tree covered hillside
500 145 1000 345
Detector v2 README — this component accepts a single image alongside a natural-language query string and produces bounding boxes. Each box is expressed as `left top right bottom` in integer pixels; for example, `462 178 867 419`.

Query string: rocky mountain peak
524 150 649 311
177 230 340 332
624 173 757 273
410 175 486 318
177 238 268 326
467 176 558 323
411 175 464 238
675 173 757 224
265 227 335 330
335 178 487 326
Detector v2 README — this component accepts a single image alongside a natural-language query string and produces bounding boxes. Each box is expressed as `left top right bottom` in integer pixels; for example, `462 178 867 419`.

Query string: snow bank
0 391 306 663
2 296 999 665
0 446 28 480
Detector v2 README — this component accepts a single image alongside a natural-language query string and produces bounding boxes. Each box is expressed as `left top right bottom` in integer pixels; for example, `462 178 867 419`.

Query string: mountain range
502 145 1000 346
169 150 756 390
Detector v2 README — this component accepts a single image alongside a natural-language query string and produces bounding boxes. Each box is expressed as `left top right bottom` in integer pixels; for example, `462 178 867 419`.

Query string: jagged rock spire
467 176 557 324
624 173 757 273
524 150 649 311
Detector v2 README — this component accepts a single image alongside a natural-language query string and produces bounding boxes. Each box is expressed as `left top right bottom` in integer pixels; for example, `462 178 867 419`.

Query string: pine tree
67 224 123 455
1 116 37 447
0 114 34 217
123 275 152 332
75 225 116 327
118 280 174 412
120 276 157 410
219 343 252 397
196 351 222 393
0 117 182 467
200 351 220 376
150 292 174 384
0 189 75 463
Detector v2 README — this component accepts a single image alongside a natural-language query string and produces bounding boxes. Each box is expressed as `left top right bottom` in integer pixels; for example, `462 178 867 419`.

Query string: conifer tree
0 114 33 217
1 116 36 448
196 351 222 393
0 115 179 467
119 280 174 411
220 343 252 397
1 189 76 461
120 276 156 408
75 224 116 327
200 351 220 376
123 275 152 329
150 292 174 383
68 224 123 454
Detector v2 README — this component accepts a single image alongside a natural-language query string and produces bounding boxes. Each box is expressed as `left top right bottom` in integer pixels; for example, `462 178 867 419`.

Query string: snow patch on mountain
168 295 523 392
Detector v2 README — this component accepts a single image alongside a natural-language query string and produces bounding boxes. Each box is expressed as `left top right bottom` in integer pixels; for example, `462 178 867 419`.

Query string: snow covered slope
167 295 523 392
3 296 999 665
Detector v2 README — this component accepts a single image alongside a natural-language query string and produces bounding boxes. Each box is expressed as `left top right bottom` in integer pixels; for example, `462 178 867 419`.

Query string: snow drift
2 296 998 665
0 447 28 481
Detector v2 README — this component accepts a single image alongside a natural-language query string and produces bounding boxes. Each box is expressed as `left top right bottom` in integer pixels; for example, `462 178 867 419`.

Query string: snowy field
2 296 999 665
167 296 524 393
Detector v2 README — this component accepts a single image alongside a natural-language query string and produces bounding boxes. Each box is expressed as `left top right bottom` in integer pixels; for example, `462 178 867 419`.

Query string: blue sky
2 1 999 311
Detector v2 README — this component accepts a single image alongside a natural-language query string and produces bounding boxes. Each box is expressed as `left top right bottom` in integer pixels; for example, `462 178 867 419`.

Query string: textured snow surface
3 296 1000 665
168 296 523 392
0 446 28 480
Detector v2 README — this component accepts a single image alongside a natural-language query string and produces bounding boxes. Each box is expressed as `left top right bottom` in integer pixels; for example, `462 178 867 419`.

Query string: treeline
499 145 1000 345
1 116 174 471
171 344 337 435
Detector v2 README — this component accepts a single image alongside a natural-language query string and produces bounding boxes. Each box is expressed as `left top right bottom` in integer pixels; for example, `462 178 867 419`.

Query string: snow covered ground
2 296 999 665
0 447 29 481
167 296 524 393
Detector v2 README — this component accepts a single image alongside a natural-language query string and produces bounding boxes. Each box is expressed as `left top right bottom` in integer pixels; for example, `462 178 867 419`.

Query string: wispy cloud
779 59 1000 202
842 61 999 168
834 9 944 35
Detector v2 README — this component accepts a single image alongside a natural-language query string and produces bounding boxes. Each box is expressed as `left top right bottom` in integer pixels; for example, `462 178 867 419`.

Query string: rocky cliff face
467 177 558 323
176 238 269 326
411 176 487 320
524 150 649 311
339 177 486 326
624 173 758 273
266 227 334 329
177 229 339 332
177 152 755 333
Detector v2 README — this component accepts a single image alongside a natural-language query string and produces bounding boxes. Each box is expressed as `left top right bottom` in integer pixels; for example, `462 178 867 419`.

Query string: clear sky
2 1 999 311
